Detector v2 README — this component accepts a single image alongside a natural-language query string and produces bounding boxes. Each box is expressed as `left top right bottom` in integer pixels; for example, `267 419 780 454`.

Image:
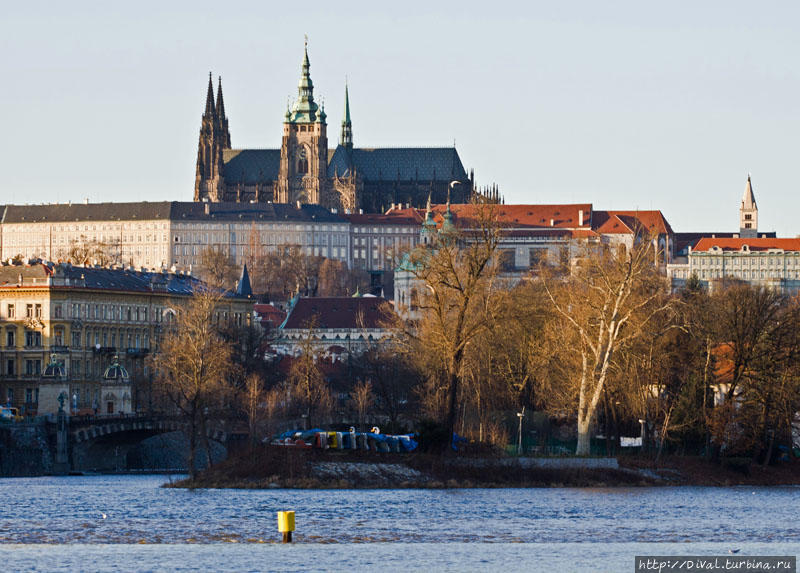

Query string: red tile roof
693 237 800 252
592 210 673 235
254 303 286 326
389 204 593 229
282 297 396 330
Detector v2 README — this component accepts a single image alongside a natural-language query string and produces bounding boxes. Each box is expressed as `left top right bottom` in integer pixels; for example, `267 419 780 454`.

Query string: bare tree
150 290 234 479
542 238 674 455
243 372 263 445
405 202 501 449
287 323 333 429
64 235 122 266
199 247 238 290
350 380 374 432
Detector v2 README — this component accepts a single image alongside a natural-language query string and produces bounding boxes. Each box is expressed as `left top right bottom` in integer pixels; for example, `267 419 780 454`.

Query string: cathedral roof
327 146 468 181
222 149 281 184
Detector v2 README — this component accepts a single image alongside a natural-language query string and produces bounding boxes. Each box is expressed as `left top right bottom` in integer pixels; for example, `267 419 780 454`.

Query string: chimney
550 219 554 227
84 198 89 205
578 210 584 226
204 203 210 215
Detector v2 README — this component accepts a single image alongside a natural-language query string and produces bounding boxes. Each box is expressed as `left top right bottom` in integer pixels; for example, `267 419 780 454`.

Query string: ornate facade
194 42 476 212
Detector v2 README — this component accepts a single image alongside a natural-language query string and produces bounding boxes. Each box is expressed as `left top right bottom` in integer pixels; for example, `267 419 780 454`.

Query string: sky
2 1 799 236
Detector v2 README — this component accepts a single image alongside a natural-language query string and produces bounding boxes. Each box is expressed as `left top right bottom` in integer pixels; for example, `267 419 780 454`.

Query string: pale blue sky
2 1 798 235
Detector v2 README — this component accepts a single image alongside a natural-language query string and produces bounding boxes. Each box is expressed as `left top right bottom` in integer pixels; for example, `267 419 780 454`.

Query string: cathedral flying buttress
194 41 484 213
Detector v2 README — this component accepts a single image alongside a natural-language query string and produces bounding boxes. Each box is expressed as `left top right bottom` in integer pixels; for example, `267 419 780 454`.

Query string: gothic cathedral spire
340 82 353 150
216 76 231 149
204 72 215 118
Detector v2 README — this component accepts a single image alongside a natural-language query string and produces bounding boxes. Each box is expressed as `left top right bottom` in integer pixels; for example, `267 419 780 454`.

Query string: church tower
739 174 758 238
194 74 231 202
275 41 329 205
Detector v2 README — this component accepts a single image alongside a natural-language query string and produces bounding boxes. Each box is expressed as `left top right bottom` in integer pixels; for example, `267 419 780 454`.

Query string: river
0 475 798 571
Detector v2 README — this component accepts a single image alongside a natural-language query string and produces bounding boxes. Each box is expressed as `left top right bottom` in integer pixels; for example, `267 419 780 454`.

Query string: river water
0 475 798 571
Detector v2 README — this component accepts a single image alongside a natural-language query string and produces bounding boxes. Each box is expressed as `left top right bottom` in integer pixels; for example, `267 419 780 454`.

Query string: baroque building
194 42 477 212
0 262 253 416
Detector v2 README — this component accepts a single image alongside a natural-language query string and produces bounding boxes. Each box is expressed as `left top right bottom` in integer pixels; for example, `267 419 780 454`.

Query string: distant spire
340 81 353 149
216 76 226 120
204 72 216 117
742 173 757 209
287 37 320 123
236 264 252 297
344 81 351 123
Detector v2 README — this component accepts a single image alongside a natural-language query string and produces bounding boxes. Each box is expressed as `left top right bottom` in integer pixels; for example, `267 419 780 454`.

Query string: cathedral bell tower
275 40 329 205
194 74 231 202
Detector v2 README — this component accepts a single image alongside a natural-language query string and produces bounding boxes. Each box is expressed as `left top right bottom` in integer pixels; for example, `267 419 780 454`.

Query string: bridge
51 414 243 474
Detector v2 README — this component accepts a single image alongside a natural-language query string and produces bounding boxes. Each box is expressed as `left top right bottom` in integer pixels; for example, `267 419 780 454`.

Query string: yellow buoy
277 511 295 543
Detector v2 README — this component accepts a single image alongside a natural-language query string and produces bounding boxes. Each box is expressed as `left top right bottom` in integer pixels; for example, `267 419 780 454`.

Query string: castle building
665 175 799 292
667 238 800 294
0 201 349 273
393 202 675 318
194 42 476 212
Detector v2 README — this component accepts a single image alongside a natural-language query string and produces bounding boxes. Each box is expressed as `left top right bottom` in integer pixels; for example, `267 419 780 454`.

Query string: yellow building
0 261 253 416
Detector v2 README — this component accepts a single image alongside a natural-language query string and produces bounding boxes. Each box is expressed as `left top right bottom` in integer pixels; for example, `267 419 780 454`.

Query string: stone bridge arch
68 416 230 473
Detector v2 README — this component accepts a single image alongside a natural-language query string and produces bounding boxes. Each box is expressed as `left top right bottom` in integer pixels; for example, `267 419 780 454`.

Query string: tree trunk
188 414 198 481
445 369 460 453
576 414 592 456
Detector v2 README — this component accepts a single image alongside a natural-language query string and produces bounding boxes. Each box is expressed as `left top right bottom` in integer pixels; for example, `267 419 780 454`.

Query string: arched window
298 157 309 174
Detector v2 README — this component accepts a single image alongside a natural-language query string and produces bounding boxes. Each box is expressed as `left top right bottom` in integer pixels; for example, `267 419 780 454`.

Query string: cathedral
194 43 480 213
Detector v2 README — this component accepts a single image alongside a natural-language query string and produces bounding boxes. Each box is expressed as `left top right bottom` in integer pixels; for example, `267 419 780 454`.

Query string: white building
667 237 800 293
0 201 350 274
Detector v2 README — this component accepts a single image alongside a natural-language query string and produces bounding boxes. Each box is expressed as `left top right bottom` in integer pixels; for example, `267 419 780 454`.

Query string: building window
35 304 42 318
744 214 752 221
53 305 63 319
24 331 42 347
6 359 15 376
6 330 15 347
53 327 64 346
25 304 33 318
72 331 81 348
25 359 41 376
6 304 14 319
745 223 752 229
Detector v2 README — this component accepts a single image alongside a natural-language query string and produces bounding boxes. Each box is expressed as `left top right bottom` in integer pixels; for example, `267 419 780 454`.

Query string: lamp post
517 406 526 456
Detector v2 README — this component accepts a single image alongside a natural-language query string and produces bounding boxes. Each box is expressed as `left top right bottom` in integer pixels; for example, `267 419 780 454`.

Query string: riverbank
166 447 800 489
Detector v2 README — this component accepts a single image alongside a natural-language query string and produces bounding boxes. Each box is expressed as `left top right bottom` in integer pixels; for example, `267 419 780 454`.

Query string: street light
517 406 526 455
